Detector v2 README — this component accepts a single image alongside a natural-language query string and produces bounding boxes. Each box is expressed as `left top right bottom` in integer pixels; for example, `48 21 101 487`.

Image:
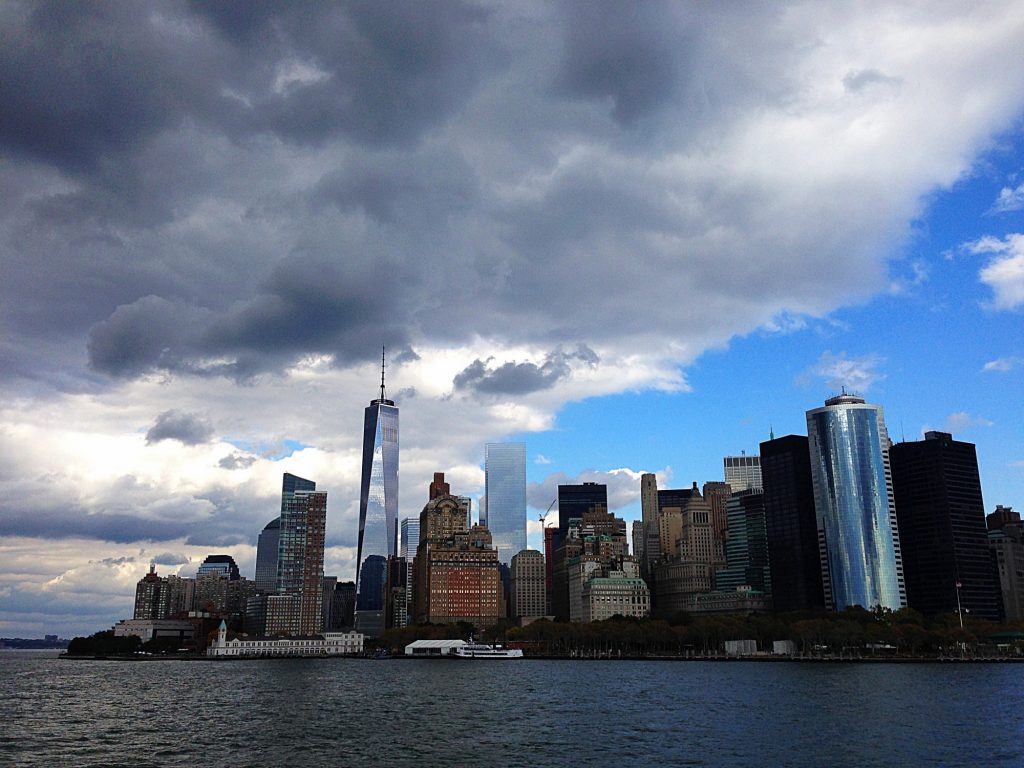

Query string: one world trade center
355 351 399 637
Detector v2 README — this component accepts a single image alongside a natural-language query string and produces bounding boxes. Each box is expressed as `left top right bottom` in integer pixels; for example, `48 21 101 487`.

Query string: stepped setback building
413 474 504 626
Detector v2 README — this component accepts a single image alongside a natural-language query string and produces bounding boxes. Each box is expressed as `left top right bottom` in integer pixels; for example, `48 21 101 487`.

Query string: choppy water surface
3 652 1022 767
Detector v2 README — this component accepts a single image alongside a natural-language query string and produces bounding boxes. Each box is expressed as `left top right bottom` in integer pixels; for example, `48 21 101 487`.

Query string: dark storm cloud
190 0 494 147
0 504 190 544
2 0 1022 397
454 345 599 395
0 1 492 171
201 254 413 367
313 147 479 224
553 1 685 125
0 479 288 548
0 1 217 174
145 410 215 446
87 296 211 378
0 1 791 388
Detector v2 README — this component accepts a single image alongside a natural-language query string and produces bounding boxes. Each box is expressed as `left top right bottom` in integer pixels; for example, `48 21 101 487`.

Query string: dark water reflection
3 652 1022 767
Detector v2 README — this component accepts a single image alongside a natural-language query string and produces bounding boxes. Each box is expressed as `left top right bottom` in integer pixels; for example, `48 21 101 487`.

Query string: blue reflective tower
355 352 399 637
484 442 527 566
806 393 906 611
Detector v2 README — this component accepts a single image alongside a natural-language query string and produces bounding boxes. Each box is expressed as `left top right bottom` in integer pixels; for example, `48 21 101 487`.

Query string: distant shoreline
56 652 1024 664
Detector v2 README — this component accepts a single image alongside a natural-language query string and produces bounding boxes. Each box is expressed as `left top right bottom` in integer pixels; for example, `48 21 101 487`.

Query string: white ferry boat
452 637 524 659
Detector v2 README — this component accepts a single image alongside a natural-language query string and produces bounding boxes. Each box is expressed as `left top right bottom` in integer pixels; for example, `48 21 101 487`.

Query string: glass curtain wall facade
484 442 527 566
356 393 399 637
806 395 906 611
255 518 281 593
724 455 763 492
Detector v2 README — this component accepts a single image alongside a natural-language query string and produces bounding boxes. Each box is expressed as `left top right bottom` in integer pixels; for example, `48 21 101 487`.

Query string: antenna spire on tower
380 345 386 401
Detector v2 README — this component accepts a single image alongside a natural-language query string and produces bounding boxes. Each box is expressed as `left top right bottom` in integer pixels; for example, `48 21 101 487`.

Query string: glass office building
484 443 527 565
255 518 281 593
196 554 240 580
806 394 906 611
356 374 399 638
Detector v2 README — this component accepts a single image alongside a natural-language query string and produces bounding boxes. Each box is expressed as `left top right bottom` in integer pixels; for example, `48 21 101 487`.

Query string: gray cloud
146 410 215 446
454 345 599 395
3 2 1016 391
218 453 257 470
88 297 211 378
527 467 646 518
150 552 190 566
92 556 136 567
842 68 902 93
553 1 685 125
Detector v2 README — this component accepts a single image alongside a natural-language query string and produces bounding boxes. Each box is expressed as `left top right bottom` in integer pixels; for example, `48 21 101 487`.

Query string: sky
1 1 1023 639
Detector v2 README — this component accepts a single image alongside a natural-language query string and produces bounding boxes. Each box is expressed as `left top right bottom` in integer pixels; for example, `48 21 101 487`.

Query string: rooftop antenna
769 423 775 441
380 345 386 401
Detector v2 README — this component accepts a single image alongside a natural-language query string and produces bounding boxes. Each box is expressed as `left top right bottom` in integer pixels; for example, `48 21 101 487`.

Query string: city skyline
1 2 1023 638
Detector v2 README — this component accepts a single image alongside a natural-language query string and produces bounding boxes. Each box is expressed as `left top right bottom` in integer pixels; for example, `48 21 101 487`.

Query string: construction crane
539 499 556 528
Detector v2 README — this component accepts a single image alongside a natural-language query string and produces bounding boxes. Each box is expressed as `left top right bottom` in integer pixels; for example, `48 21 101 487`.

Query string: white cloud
806 351 887 392
942 411 994 433
964 232 1024 310
981 356 1022 372
991 181 1024 213
534 454 553 465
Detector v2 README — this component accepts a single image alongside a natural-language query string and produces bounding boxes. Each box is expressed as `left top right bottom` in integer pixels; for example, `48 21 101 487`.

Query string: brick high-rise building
277 485 327 635
414 474 504 626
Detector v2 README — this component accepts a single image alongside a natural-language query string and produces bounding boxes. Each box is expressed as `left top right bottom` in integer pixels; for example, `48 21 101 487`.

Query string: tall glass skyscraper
806 394 906 611
484 442 527 565
355 358 399 637
255 518 281 593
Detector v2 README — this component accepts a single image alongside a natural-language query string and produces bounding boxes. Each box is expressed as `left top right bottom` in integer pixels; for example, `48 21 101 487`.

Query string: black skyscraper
556 483 608 538
890 431 1001 621
760 435 825 613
